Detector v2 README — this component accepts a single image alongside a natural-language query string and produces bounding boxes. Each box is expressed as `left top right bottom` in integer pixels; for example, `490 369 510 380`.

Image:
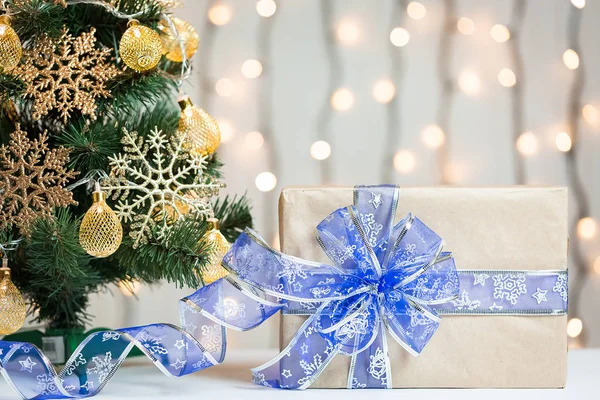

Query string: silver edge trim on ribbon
457 269 567 275
395 240 445 289
381 314 419 357
436 309 567 316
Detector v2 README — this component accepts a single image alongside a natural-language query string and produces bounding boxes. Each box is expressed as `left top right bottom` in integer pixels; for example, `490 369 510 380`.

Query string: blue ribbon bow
220 185 459 388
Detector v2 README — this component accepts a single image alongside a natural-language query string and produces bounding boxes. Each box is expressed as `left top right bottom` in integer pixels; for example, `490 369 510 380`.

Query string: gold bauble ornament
0 16 22 72
119 19 163 72
177 96 221 156
79 184 123 258
0 258 27 335
202 218 230 284
158 17 199 63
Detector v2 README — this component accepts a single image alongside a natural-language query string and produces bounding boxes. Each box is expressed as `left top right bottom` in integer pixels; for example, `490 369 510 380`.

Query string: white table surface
1 349 597 399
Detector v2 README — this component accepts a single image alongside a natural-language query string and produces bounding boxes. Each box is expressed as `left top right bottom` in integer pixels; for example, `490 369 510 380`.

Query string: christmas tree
0 0 252 333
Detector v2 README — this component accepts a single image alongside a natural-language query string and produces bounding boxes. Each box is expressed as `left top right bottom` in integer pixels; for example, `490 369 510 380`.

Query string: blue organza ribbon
0 185 568 397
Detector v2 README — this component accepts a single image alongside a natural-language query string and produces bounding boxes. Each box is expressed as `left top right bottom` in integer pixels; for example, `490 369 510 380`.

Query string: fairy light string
507 0 528 184
435 0 457 184
380 0 407 184
564 2 591 344
315 0 342 183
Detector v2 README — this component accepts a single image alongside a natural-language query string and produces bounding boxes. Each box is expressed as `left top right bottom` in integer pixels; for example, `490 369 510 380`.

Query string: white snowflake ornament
102 127 223 247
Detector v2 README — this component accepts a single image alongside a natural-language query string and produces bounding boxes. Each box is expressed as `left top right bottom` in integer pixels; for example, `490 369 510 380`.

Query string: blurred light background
86 0 599 350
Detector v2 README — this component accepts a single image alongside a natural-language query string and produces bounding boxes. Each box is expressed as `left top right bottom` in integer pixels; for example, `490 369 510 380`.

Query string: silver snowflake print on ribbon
552 274 568 302
492 273 527 305
359 213 383 247
137 332 169 355
300 354 324 376
451 290 481 311
36 374 59 396
367 347 387 383
86 352 115 384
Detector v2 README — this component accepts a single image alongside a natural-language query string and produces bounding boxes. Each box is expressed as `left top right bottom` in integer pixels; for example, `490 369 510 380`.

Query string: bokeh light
255 172 277 192
241 59 263 79
390 27 410 47
457 17 475 35
567 318 583 338
407 2 426 20
563 49 579 70
336 19 360 46
498 68 517 87
577 217 597 240
208 4 232 26
393 150 416 174
331 88 355 111
217 119 234 143
555 132 572 152
256 0 277 17
570 0 585 9
458 71 481 95
490 24 510 43
516 132 538 156
422 124 445 149
215 78 234 97
245 131 264 150
582 104 598 124
372 79 396 104
310 140 332 160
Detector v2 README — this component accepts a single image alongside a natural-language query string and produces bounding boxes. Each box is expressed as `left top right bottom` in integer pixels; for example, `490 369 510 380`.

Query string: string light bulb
177 96 221 156
215 78 234 97
331 88 355 111
390 27 410 47
202 218 230 284
490 24 510 43
407 2 426 20
555 132 572 152
241 59 263 79
563 49 579 70
458 71 481 95
79 183 123 258
255 172 277 192
119 20 163 72
256 0 277 17
516 132 538 156
582 104 598 124
118 280 141 297
422 124 445 148
372 79 396 104
0 16 23 72
208 3 232 26
457 17 475 35
498 68 517 87
157 17 199 63
310 140 331 160
567 318 583 338
393 150 416 174
577 217 597 239
336 19 360 46
0 257 26 335
570 0 585 9
245 131 264 150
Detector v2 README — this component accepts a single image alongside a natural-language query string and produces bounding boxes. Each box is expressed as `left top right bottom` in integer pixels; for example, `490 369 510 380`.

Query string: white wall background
86 0 600 348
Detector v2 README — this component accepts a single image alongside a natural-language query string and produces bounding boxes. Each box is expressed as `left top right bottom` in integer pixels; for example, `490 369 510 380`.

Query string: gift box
278 186 568 388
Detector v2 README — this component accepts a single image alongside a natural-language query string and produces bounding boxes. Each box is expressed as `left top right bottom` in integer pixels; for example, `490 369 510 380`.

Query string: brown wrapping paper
278 187 568 388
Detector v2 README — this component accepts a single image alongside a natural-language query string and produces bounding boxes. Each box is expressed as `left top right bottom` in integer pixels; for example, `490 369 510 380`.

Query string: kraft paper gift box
278 186 568 388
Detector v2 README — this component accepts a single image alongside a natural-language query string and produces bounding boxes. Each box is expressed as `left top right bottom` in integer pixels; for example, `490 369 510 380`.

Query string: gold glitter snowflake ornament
0 124 78 236
14 28 120 122
102 127 223 248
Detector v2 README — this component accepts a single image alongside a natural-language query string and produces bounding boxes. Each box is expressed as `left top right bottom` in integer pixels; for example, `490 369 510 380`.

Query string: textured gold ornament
0 16 22 72
79 185 123 258
177 96 221 156
202 218 230 284
0 124 78 236
158 17 199 63
120 20 163 72
0 258 27 335
13 27 119 122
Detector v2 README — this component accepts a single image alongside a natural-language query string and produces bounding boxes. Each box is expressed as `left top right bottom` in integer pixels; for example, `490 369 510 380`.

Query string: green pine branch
213 195 253 243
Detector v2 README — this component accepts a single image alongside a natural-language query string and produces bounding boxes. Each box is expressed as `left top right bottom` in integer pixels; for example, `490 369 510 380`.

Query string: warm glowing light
563 49 579 70
457 17 475 35
241 59 263 79
577 217 597 239
310 140 331 160
245 131 264 150
217 119 234 143
516 132 538 156
594 256 600 275
208 4 232 26
336 19 360 45
458 71 480 95
372 79 396 104
331 88 355 111
407 2 426 20
390 27 410 47
255 172 277 192
445 163 467 184
582 104 598 124
570 0 585 9
215 78 234 97
498 68 517 87
256 0 277 17
555 132 572 152
567 318 583 338
422 124 445 149
393 150 416 174
118 280 140 296
490 24 510 43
